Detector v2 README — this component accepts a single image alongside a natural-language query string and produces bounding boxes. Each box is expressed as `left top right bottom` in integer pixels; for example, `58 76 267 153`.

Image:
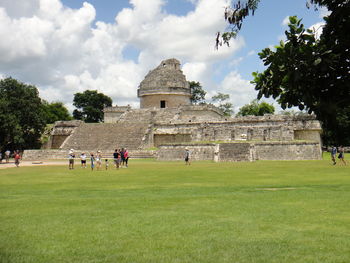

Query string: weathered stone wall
254 142 322 160
156 144 216 161
50 120 83 149
154 134 191 147
140 94 190 109
157 141 322 162
153 115 322 144
294 130 322 144
103 106 132 123
219 143 252 162
138 58 191 109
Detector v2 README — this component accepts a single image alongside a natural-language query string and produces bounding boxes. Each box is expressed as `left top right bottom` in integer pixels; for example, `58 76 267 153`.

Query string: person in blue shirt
331 146 337 165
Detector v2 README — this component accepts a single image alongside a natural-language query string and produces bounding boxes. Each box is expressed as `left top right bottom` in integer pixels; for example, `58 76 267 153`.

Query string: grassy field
0 156 349 263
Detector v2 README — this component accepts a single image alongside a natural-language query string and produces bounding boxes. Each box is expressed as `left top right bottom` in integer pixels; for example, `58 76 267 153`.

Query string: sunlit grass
1 156 349 263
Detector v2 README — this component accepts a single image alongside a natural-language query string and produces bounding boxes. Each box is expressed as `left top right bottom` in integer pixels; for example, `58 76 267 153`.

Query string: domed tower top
137 58 191 109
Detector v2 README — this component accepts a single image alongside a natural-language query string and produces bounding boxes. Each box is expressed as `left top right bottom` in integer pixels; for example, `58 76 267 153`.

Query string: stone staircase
61 122 149 151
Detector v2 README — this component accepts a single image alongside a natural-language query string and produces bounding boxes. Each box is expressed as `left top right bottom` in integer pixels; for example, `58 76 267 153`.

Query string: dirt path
0 160 67 169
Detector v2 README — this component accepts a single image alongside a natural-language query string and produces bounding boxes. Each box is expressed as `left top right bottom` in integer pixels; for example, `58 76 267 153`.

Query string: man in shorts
5 150 10 163
80 152 87 168
331 146 337 165
68 149 75 170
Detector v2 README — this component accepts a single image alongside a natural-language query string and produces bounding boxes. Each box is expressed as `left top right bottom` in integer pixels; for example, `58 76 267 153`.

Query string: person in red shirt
14 151 21 167
124 149 129 168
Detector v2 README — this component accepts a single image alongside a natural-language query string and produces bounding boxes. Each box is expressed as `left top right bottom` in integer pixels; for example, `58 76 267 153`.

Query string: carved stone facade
34 58 323 161
137 58 191 109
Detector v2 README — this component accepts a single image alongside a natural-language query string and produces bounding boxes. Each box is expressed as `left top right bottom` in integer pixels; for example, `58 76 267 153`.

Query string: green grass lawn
0 156 349 263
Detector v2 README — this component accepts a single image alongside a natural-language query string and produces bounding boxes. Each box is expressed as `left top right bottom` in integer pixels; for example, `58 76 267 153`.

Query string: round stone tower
137 58 191 109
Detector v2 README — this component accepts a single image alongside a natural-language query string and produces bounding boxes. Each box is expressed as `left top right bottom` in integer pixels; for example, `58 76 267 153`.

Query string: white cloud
282 16 290 26
217 71 257 112
319 6 331 18
0 0 246 110
309 22 325 39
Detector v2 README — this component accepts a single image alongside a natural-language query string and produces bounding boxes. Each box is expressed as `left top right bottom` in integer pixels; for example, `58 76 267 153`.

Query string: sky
0 0 328 112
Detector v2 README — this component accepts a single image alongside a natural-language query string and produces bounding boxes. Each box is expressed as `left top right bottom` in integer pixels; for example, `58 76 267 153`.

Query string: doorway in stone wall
160 100 166 108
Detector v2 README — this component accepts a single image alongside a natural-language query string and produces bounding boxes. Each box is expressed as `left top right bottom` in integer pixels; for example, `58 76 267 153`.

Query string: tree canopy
236 99 274 116
43 101 72 124
189 81 206 104
252 13 350 145
212 93 234 116
219 0 350 145
73 90 112 123
0 78 47 150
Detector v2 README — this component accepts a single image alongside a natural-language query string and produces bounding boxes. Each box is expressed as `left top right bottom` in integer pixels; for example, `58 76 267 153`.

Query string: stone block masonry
157 141 322 162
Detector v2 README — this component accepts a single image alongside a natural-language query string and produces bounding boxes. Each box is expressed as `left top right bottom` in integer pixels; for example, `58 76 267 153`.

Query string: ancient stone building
24 58 322 161
137 58 191 109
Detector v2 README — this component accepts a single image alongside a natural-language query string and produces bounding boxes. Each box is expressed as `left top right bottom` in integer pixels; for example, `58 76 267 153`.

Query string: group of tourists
331 146 347 165
68 148 129 171
0 150 21 167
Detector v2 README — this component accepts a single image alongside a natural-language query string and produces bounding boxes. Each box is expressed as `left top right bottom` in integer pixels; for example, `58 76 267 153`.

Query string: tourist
331 146 337 165
96 150 102 170
90 153 95 171
5 149 10 163
338 146 347 165
113 149 120 169
120 148 125 167
124 149 129 167
184 148 191 165
68 149 75 170
0 152 2 163
105 159 109 170
80 152 87 168
14 151 21 167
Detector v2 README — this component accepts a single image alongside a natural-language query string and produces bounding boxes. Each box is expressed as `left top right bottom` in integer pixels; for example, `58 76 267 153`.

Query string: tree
252 13 350 145
189 81 206 104
218 0 350 145
43 101 72 124
0 77 47 150
237 99 274 116
212 93 234 116
73 90 112 123
216 0 326 49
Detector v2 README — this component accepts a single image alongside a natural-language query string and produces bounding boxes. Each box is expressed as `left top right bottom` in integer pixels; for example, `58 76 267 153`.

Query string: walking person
120 148 125 167
338 146 347 165
90 153 95 171
96 150 102 170
14 151 21 167
124 148 129 168
184 148 191 165
331 146 337 165
5 149 10 163
113 149 120 169
80 152 87 168
68 149 75 170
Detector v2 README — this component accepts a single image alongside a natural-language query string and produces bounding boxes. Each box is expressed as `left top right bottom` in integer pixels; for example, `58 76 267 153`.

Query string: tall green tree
219 0 350 145
252 14 350 145
43 101 72 124
212 93 234 116
189 81 206 104
0 77 47 150
73 90 112 123
237 99 274 116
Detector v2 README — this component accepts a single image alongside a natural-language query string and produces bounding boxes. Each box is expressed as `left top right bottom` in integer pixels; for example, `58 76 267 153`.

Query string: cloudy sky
0 0 327 112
